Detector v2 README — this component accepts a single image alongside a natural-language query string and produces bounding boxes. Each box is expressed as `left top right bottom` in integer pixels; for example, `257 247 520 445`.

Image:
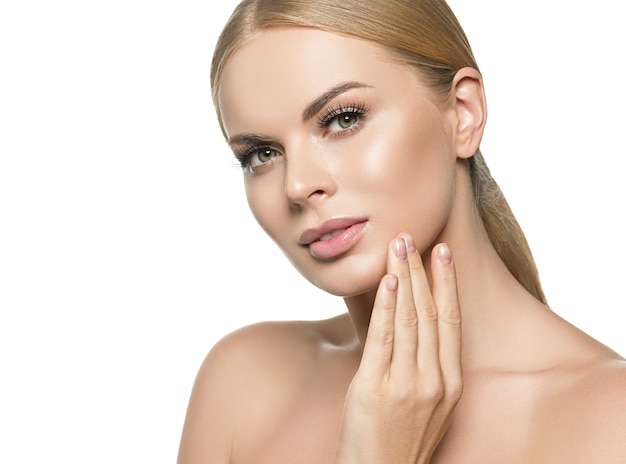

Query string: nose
284 144 336 210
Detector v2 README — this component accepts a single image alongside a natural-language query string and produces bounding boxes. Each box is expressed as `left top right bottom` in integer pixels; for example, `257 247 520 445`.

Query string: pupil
339 114 356 129
259 149 273 162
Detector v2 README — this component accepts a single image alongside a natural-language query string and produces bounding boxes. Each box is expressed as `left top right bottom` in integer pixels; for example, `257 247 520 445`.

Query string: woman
178 1 626 462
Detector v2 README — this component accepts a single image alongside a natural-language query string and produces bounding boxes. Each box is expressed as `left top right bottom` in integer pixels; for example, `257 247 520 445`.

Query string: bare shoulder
533 356 626 462
200 313 358 386
177 313 357 464
576 358 626 453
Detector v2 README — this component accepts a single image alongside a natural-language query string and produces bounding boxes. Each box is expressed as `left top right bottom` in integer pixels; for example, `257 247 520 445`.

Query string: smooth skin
177 28 626 463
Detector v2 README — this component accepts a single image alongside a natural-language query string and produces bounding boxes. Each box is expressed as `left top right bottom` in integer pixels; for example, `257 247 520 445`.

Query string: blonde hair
210 0 547 304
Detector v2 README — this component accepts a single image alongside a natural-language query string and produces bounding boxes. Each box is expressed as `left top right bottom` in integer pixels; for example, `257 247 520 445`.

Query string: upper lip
298 217 367 245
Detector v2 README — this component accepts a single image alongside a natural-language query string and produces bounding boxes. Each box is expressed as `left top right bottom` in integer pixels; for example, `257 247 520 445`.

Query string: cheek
341 111 456 245
244 173 287 242
344 111 454 197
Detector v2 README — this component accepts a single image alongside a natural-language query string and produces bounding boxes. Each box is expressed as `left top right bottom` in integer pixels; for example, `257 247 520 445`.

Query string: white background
1 1 624 462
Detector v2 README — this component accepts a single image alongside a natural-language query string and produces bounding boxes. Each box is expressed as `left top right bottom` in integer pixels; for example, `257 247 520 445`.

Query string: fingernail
437 243 452 264
403 235 417 254
393 237 407 259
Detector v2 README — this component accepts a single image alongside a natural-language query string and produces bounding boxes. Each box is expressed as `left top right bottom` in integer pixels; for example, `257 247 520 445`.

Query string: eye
331 113 359 130
236 146 281 172
318 102 370 136
250 148 278 167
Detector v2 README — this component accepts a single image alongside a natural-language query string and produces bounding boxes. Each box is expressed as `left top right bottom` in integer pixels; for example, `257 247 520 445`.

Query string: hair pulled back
210 0 546 304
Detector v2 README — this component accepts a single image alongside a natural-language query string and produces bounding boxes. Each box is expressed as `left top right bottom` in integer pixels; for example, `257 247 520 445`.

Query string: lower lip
309 221 368 260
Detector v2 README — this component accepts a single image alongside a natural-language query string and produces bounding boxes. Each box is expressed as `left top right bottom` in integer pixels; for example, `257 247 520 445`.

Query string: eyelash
233 146 278 171
317 101 371 134
234 101 371 171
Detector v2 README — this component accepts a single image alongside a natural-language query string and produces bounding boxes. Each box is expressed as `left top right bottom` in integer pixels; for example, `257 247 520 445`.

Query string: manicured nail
393 237 407 259
403 235 417 254
437 243 452 264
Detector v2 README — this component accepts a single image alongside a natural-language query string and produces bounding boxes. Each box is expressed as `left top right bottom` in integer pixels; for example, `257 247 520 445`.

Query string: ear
449 67 487 159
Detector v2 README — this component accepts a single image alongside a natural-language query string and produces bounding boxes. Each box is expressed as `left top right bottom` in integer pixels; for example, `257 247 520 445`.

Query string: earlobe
450 67 487 159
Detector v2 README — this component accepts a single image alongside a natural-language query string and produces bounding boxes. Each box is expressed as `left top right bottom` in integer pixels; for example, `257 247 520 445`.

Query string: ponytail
470 150 547 303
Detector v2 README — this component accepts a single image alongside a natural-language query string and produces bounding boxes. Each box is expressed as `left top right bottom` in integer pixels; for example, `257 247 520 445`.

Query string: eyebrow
302 81 371 122
227 81 371 147
228 133 278 150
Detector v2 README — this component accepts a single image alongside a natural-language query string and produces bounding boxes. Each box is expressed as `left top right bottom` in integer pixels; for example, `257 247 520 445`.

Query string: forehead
217 28 420 137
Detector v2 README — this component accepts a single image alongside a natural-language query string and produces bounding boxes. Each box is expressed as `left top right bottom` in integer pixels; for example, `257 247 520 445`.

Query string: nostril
284 156 335 207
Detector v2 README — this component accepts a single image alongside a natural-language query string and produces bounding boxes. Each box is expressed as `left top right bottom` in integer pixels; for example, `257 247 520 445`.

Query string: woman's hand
335 234 463 464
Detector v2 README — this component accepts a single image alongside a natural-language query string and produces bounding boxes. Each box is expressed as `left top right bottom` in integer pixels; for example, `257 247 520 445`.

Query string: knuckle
390 384 414 404
374 328 394 347
438 267 457 282
441 304 462 326
409 257 425 273
396 267 411 280
417 301 438 321
381 299 396 311
397 306 418 327
418 378 445 403
446 377 464 403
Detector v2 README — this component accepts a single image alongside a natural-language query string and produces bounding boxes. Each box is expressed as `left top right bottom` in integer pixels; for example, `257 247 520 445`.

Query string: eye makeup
317 101 371 136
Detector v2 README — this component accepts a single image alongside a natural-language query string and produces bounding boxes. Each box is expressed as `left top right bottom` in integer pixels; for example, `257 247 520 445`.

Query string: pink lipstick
299 218 368 259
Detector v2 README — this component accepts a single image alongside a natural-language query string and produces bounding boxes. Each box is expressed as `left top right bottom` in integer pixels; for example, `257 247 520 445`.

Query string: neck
343 167 549 372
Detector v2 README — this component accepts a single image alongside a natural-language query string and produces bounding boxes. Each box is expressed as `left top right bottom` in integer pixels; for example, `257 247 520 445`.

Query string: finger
431 243 463 396
402 234 440 373
359 273 398 381
387 237 419 376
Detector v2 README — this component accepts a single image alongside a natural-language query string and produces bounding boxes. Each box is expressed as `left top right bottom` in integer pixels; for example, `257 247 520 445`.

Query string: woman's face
218 28 459 297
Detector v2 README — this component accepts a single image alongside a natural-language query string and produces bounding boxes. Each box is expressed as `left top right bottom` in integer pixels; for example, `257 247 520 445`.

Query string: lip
299 218 368 260
299 217 368 245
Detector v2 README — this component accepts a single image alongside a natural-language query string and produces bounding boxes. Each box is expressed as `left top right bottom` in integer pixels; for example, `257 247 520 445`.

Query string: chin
296 252 386 298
